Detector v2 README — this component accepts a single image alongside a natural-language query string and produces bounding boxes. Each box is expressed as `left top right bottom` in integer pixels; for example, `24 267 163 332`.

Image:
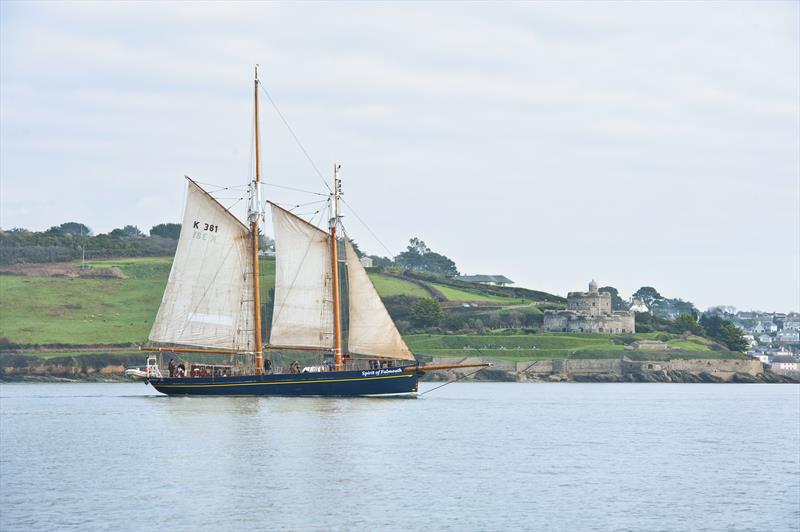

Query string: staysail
344 240 415 360
269 203 334 348
149 178 255 351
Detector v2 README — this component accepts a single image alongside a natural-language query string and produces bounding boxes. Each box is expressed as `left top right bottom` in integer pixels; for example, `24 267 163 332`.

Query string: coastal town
733 311 800 372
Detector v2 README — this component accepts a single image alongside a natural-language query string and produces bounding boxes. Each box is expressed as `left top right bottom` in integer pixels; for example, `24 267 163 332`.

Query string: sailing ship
140 68 487 396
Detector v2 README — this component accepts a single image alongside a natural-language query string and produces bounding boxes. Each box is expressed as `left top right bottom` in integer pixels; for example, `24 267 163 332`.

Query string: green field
0 257 739 362
428 282 527 304
1 257 495 344
366 273 430 298
1 258 170 344
404 332 736 361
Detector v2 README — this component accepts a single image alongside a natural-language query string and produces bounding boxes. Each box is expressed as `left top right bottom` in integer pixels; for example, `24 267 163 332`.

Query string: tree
121 225 143 237
673 313 704 336
395 237 459 276
599 286 628 310
350 240 365 258
410 297 444 328
395 239 426 271
632 286 663 307
58 222 92 236
150 223 181 239
109 228 127 237
369 255 393 268
699 314 748 352
257 229 274 251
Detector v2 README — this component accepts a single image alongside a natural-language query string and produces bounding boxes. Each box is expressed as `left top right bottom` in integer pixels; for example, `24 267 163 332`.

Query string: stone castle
544 280 635 334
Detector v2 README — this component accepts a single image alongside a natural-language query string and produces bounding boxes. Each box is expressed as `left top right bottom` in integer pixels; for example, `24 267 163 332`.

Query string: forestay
344 240 415 360
149 178 255 351
269 203 334 348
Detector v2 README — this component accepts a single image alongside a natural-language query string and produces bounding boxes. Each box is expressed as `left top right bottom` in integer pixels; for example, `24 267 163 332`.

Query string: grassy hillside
428 282 527 304
405 332 740 361
0 257 739 361
367 274 430 298
1 257 170 344
1 257 535 345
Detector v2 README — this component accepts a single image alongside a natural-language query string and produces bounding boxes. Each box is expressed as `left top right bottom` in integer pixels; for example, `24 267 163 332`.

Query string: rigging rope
420 345 491 395
258 81 333 193
419 366 488 396
340 197 395 258
262 182 328 197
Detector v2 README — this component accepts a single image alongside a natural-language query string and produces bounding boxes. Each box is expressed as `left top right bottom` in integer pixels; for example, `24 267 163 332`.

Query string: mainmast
250 66 264 374
330 164 344 371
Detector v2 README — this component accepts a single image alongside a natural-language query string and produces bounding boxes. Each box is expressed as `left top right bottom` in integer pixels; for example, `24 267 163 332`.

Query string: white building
776 330 800 343
770 355 799 372
629 298 649 313
754 321 778 334
359 256 374 268
783 317 800 331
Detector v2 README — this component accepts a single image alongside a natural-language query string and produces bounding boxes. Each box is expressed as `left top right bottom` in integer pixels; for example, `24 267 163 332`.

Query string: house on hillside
359 256 374 268
776 330 800 343
629 297 649 313
783 316 800 331
457 274 514 286
770 354 799 373
754 321 778 334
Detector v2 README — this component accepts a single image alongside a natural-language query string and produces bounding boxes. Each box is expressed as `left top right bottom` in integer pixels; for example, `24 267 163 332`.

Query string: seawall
1 353 796 383
425 357 798 383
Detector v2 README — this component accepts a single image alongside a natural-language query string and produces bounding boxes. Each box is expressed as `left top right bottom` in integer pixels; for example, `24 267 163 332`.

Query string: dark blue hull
148 367 419 396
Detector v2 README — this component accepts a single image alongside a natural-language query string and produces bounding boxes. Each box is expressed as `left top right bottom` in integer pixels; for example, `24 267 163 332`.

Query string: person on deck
168 359 175 377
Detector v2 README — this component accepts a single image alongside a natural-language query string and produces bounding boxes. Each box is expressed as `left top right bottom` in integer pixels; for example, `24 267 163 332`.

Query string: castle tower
589 279 598 294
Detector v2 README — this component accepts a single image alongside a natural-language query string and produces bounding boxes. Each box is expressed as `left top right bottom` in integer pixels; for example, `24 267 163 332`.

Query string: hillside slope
0 257 741 361
1 257 557 345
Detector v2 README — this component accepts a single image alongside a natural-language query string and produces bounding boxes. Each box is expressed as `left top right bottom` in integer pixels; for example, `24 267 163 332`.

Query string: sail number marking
191 221 220 243
193 221 219 232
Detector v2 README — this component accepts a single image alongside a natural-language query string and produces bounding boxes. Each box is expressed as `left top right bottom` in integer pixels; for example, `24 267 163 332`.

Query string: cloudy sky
1 1 798 311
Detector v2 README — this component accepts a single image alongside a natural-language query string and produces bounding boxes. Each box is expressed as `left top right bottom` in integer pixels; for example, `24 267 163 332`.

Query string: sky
1 1 798 312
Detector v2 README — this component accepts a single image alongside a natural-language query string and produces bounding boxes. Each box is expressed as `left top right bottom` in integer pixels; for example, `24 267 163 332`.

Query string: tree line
0 222 182 264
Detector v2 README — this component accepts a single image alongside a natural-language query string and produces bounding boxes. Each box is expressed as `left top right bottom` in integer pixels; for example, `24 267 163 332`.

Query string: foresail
269 203 334 349
344 240 415 360
149 178 255 351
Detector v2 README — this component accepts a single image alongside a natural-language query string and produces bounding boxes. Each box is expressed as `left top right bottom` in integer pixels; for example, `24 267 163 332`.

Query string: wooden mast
330 165 343 371
251 66 264 374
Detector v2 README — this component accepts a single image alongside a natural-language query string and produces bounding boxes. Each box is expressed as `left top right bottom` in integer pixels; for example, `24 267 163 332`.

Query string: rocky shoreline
421 357 800 384
1 353 797 384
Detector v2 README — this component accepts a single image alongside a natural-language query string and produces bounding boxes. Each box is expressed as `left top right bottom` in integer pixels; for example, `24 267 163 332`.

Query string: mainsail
269 203 334 348
344 240 415 360
149 178 255 351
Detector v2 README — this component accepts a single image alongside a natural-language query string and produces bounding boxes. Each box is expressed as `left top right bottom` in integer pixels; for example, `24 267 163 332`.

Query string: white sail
269 203 334 348
344 240 415 360
149 178 255 351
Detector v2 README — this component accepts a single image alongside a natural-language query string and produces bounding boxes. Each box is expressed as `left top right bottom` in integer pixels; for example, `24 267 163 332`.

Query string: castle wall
567 291 611 317
544 310 635 333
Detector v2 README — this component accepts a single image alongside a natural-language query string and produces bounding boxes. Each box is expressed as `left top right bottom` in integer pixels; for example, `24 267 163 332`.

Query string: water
1 383 798 532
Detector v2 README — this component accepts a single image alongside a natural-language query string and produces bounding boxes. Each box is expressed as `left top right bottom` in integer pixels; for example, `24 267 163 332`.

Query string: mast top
330 164 342 230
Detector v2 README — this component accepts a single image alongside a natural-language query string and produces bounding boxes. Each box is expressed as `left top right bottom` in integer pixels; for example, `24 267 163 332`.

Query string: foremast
250 66 264 374
330 165 344 371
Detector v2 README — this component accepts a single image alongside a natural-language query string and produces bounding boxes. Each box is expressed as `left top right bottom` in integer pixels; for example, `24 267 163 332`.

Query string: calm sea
1 383 798 532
